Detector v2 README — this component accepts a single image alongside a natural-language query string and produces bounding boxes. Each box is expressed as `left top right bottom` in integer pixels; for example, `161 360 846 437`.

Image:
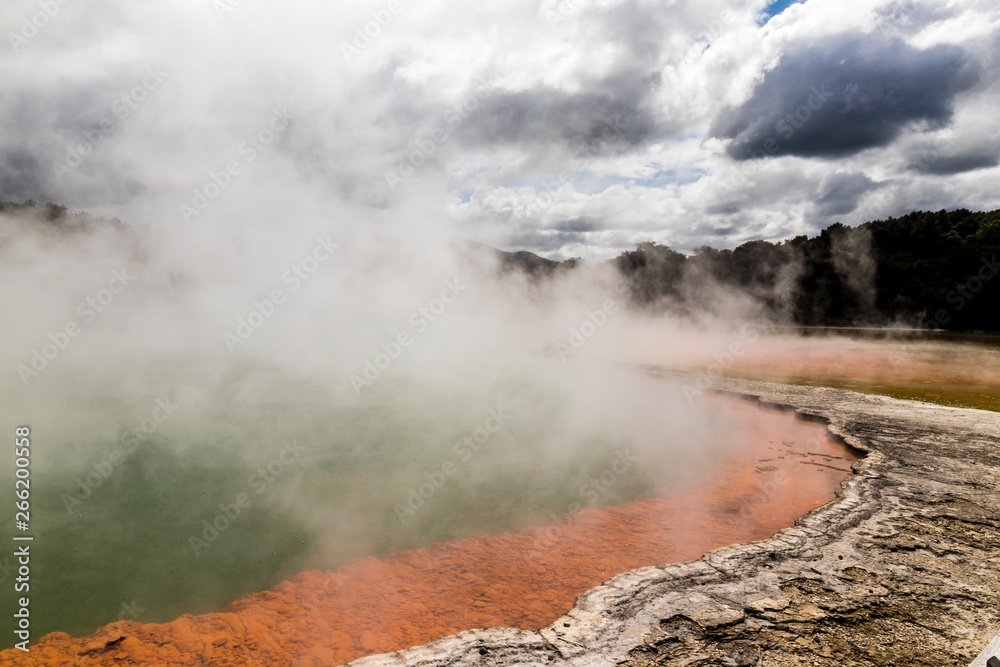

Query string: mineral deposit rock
352 372 1000 667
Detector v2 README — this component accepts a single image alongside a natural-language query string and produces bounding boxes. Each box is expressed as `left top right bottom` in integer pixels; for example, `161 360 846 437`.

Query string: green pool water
1 357 729 647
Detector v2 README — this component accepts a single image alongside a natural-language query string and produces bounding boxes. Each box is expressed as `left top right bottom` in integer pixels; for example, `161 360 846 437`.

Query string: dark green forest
611 209 1000 333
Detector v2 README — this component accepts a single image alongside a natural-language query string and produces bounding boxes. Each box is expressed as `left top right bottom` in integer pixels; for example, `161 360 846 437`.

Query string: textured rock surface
351 372 1000 667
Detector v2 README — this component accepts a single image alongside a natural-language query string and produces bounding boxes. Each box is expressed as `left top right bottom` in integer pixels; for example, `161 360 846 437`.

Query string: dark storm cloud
0 66 164 204
368 0 683 170
815 172 873 216
546 218 603 233
915 151 999 175
460 84 655 155
712 35 980 161
453 73 660 159
0 149 45 202
0 87 56 201
686 217 757 244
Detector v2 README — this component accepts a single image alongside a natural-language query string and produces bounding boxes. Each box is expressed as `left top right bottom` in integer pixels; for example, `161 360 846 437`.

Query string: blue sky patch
762 0 805 22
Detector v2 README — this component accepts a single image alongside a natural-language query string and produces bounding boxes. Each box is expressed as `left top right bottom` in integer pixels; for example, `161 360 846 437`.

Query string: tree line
609 209 1000 332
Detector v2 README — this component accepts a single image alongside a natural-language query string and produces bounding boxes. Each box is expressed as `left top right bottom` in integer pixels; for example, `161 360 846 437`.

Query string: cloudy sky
2 0 999 259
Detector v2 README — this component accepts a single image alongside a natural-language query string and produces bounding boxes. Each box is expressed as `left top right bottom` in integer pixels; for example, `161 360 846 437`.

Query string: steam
0 197 758 642
2 0 977 651
830 225 878 323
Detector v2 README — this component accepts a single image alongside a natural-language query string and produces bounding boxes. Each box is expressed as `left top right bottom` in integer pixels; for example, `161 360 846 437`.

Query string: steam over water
3 204 996 661
0 222 831 661
3 0 1000 663
4 206 998 662
1 367 858 665
6 353 733 645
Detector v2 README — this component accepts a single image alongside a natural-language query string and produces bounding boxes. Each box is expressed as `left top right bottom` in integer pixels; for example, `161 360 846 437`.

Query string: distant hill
458 240 578 277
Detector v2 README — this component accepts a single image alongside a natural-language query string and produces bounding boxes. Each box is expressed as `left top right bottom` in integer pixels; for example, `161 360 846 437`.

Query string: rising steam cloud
2 0 997 651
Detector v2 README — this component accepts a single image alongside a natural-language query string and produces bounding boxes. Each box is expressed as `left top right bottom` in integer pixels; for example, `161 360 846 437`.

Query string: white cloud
0 0 997 257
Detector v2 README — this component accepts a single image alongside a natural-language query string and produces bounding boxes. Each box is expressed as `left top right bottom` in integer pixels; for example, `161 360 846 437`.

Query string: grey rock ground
350 372 1000 667
969 633 1000 667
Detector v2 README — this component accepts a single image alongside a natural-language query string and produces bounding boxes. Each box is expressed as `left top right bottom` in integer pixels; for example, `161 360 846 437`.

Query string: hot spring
0 351 859 665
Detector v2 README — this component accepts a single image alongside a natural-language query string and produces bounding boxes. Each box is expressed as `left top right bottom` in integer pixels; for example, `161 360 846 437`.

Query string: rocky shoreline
351 371 1000 667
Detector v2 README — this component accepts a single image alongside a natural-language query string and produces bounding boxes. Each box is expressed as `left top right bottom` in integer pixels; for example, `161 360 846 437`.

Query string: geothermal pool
1 367 858 666
629 330 1000 412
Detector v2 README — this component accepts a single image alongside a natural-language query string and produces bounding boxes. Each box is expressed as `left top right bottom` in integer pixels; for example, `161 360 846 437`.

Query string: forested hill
612 209 1000 333
0 200 131 246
